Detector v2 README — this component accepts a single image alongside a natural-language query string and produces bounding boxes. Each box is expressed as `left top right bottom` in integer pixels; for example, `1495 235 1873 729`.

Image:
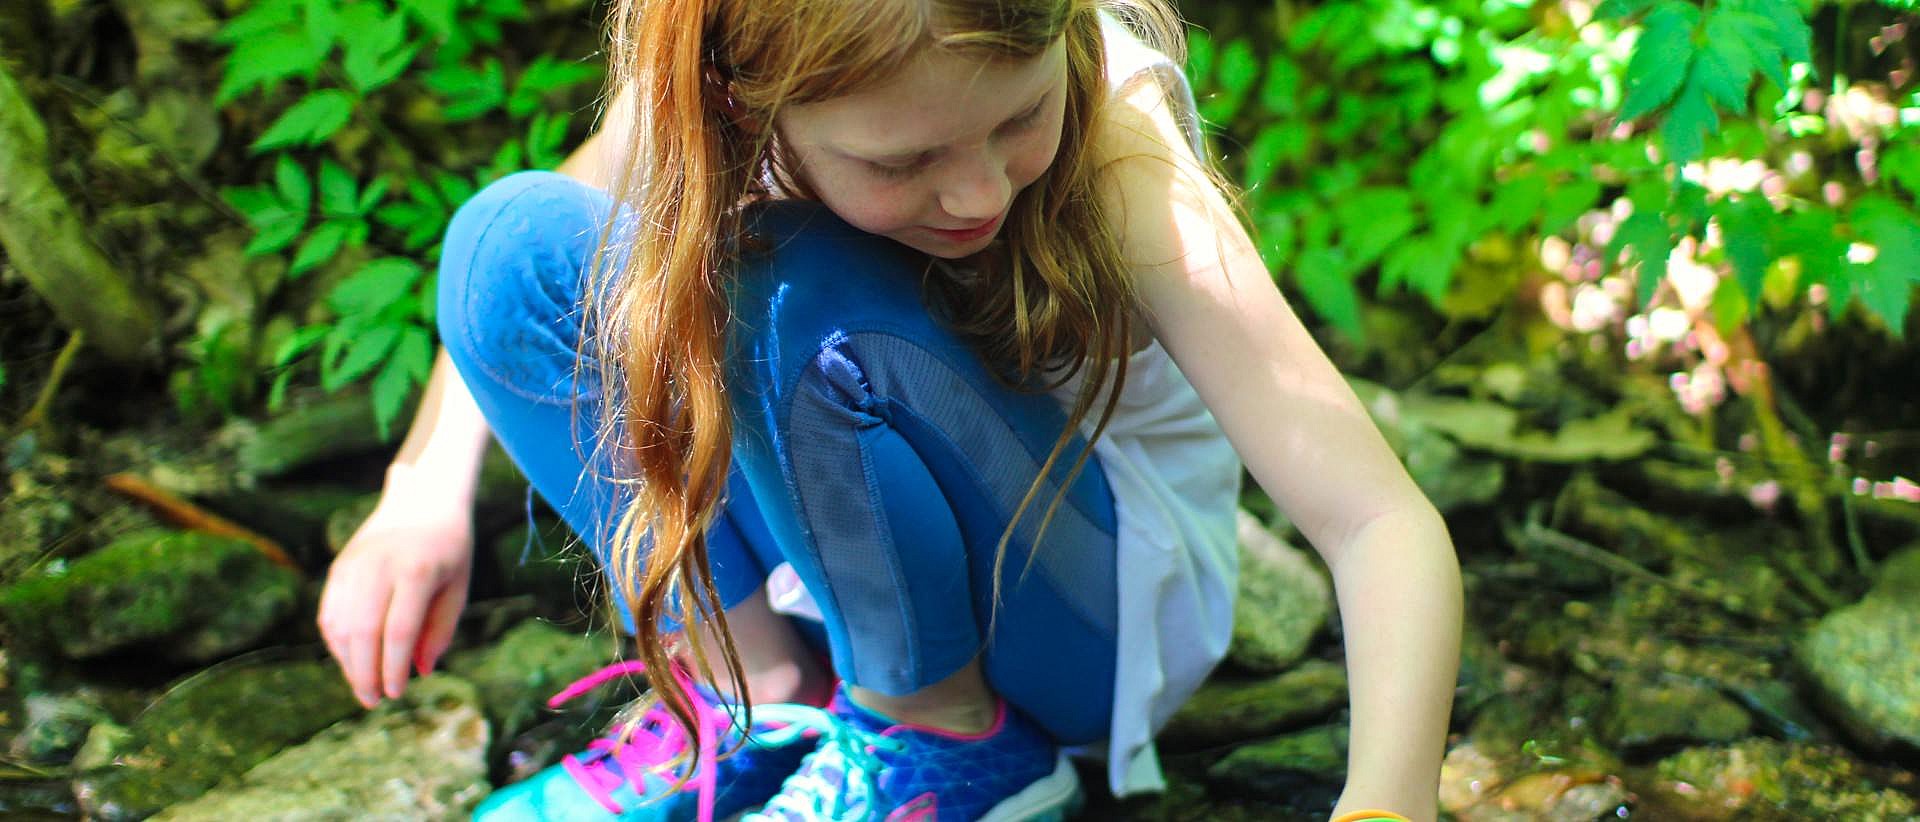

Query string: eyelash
866 98 1049 180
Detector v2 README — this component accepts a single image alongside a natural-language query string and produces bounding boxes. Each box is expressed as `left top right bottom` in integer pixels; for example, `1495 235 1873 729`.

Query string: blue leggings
438 171 1118 744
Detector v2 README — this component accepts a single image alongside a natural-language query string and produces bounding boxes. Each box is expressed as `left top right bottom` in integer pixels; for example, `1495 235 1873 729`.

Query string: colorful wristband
1330 812 1412 822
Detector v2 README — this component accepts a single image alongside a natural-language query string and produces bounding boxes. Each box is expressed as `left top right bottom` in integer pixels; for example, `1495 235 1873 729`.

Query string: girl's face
775 39 1069 259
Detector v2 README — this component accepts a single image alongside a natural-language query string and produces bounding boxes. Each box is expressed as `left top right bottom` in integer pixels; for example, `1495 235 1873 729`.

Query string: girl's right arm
318 347 491 708
319 81 627 708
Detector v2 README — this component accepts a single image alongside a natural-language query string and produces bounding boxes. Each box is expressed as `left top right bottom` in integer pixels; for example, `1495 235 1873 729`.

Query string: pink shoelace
549 660 730 822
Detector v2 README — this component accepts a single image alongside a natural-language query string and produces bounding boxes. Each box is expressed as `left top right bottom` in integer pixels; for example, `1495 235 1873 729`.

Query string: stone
1204 724 1348 797
1600 677 1752 756
0 529 299 662
150 675 490 821
1795 548 1920 750
1644 739 1916 819
488 516 594 605
323 494 380 555
1227 511 1331 673
445 619 609 760
72 658 360 820
1158 659 1346 750
8 690 112 764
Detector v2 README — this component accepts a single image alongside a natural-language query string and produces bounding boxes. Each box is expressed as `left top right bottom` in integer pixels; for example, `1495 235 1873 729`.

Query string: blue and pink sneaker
473 661 827 822
739 687 1082 821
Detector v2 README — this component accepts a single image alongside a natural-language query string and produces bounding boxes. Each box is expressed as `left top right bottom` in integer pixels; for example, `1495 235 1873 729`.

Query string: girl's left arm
1094 86 1462 822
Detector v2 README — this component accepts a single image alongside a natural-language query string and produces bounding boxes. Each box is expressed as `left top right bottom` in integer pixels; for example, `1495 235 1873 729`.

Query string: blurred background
0 0 1915 818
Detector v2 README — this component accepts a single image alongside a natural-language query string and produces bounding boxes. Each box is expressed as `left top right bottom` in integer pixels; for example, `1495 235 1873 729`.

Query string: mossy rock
1643 738 1917 820
0 529 299 662
1205 724 1348 798
1158 660 1346 751
1795 548 1920 750
150 675 490 820
1601 677 1752 757
1227 512 1331 674
72 658 360 820
445 619 609 762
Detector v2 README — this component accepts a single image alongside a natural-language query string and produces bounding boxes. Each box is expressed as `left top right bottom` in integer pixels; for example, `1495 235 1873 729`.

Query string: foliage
206 0 598 437
1186 0 1919 341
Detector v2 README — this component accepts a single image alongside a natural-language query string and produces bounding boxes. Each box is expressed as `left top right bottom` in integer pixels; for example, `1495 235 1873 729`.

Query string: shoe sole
979 752 1084 822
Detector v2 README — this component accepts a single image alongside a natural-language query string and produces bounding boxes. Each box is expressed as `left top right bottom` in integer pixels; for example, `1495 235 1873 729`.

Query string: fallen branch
11 329 82 436
103 473 300 572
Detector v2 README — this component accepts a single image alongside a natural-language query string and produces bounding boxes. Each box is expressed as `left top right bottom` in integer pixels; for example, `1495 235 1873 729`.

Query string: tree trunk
0 62 161 363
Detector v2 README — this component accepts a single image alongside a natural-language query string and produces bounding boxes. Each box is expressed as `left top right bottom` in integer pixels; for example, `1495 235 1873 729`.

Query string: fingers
413 569 469 677
321 560 394 709
381 573 434 701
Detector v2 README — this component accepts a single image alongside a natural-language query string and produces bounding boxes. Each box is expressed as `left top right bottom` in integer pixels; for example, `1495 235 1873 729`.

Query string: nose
936 147 1011 223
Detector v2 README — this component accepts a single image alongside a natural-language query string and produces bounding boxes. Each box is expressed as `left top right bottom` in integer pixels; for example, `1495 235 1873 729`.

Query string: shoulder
1088 69 1238 290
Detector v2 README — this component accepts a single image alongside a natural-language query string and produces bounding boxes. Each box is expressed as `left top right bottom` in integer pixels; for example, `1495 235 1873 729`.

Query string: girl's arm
1093 85 1462 821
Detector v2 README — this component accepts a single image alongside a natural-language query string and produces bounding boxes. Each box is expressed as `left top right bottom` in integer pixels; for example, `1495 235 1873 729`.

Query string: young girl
317 0 1461 820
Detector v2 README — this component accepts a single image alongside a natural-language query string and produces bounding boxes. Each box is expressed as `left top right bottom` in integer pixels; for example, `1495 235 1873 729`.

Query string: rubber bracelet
1330 812 1412 822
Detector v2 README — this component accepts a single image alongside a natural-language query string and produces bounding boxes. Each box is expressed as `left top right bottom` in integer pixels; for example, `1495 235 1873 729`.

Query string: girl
317 0 1461 820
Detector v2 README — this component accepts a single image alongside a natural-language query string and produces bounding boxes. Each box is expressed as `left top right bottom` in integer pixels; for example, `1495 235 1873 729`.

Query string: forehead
781 39 1066 154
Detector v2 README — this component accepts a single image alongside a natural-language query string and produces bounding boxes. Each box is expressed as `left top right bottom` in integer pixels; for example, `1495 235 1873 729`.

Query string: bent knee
437 171 612 403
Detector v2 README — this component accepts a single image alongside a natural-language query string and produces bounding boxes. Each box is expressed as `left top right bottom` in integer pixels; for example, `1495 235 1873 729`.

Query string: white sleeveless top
764 12 1241 797
1051 13 1241 796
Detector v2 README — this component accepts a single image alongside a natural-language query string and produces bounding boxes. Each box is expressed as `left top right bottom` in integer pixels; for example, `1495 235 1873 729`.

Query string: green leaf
324 323 401 392
1691 32 1756 113
397 0 456 39
244 209 307 256
1257 57 1303 117
1717 194 1773 304
1613 209 1673 306
370 327 434 440
1881 142 1920 200
272 156 309 211
356 177 391 216
1742 0 1812 63
1661 68 1720 164
508 55 600 117
216 0 301 44
1782 208 1851 315
1295 247 1363 340
1488 173 1548 232
217 30 322 103
343 12 419 94
317 159 358 217
1541 178 1602 233
329 258 426 316
1186 28 1214 86
1621 2 1700 120
222 184 279 220
1850 196 1920 335
290 221 352 277
1381 235 1459 303
252 91 356 153
427 60 508 121
1334 187 1417 267
1596 0 1661 18
272 323 331 366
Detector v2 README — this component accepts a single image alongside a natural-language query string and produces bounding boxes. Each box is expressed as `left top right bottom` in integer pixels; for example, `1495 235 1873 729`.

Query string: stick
103 473 301 572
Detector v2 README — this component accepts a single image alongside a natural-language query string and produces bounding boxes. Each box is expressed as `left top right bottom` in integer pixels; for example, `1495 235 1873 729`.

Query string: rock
444 619 608 760
487 516 593 605
1795 548 1920 750
0 529 299 662
324 494 380 554
150 675 490 821
1204 724 1347 797
72 658 360 820
1600 676 1752 756
72 721 131 772
1227 512 1331 673
228 388 405 478
1451 770 1631 822
8 690 112 764
1644 739 1917 820
1158 659 1346 750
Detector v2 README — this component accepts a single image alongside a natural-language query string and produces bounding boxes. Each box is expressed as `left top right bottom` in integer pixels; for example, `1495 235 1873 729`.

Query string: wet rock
1600 677 1752 756
1644 738 1917 820
1158 660 1346 750
150 675 490 820
228 389 403 478
1204 724 1347 797
8 690 112 764
72 721 131 772
1453 769 1631 822
1795 548 1920 750
445 619 608 760
72 658 359 820
1227 512 1330 673
0 529 299 662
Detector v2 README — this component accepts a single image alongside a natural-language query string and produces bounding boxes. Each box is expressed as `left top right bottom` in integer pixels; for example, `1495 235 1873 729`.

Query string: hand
317 490 473 708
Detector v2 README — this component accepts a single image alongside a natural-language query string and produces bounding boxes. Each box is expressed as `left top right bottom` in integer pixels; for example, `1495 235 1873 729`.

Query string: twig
103 473 301 572
12 328 82 434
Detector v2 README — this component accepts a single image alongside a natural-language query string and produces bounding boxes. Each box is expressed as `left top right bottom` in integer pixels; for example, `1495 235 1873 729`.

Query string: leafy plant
208 0 598 435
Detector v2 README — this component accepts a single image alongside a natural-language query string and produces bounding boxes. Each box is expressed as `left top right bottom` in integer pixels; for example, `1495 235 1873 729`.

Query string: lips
927 211 1005 242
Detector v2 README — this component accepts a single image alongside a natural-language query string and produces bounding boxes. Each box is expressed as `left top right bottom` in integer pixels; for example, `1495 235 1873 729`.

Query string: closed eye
863 92 1053 181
